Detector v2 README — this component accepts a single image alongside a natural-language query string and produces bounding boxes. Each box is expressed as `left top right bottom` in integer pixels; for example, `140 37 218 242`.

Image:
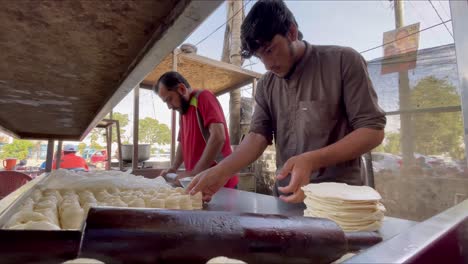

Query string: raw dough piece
148 198 165 208
165 196 180 209
206 257 246 264
60 206 85 229
10 221 61 230
5 211 50 228
128 198 145 208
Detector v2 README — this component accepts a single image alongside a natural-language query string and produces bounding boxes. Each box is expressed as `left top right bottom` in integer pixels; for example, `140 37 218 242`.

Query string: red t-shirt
52 153 89 171
179 90 238 188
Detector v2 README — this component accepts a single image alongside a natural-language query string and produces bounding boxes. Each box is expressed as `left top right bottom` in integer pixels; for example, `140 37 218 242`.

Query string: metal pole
109 110 113 170
394 0 414 166
55 140 63 170
170 50 178 165
106 126 112 170
450 0 468 165
252 78 257 107
115 120 123 171
45 140 54 172
133 86 140 170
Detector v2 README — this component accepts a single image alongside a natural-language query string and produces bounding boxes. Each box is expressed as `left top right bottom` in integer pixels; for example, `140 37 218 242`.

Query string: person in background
188 0 386 203
155 71 238 191
52 144 89 171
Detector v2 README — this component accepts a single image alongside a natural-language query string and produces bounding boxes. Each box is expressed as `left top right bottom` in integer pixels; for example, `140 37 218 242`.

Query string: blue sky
110 0 454 140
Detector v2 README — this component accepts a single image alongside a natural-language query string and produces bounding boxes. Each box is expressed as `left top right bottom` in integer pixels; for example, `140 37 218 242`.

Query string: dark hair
241 0 299 59
63 151 75 155
154 71 191 94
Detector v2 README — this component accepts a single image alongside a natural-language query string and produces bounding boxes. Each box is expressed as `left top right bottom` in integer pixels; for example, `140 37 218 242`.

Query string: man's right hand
186 166 230 202
159 167 176 177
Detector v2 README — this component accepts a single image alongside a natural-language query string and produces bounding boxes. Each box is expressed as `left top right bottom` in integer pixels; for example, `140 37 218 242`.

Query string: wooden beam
106 126 112 170
215 78 256 96
170 50 178 164
252 78 257 107
55 141 63 170
133 87 140 170
181 52 262 79
139 82 154 90
108 110 113 170
115 120 123 171
80 0 224 141
45 140 54 172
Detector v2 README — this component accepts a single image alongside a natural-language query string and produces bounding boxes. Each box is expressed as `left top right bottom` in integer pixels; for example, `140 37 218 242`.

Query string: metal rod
450 0 468 165
133 86 140 170
106 126 112 170
115 120 123 171
45 140 54 172
55 140 63 170
364 152 375 188
109 110 113 170
171 111 176 165
170 49 178 165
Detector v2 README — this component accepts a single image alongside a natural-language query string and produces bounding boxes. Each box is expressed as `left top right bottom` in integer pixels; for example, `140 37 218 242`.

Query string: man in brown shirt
187 0 386 203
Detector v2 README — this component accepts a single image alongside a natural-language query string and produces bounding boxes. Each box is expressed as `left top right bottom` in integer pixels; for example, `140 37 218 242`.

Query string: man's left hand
276 152 322 203
175 171 193 186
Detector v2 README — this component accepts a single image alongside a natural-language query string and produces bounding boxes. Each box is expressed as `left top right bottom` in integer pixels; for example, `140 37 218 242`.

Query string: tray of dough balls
0 169 203 231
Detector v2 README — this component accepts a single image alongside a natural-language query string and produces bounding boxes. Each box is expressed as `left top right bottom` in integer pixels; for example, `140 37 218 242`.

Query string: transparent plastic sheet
43 169 170 190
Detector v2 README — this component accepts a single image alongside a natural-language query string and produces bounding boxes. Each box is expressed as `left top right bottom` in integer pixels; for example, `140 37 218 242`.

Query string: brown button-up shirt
250 42 386 190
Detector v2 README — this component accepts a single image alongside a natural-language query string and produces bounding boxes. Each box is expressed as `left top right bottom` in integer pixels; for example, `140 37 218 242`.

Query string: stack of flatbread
302 182 386 232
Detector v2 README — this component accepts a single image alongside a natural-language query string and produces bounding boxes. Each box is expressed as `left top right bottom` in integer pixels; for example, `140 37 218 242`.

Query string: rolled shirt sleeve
341 47 386 130
249 79 274 145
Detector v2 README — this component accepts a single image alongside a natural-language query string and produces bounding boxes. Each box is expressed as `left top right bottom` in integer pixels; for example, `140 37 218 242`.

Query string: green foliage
383 132 401 155
109 112 129 143
410 76 464 159
78 143 87 155
0 139 34 160
138 117 171 145
88 129 104 150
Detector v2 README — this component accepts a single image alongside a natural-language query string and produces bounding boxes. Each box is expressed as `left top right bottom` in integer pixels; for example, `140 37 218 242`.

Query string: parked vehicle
371 152 402 173
90 150 108 168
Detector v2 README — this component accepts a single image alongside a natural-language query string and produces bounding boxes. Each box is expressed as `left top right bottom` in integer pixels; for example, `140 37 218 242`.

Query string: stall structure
0 0 467 263
137 47 262 168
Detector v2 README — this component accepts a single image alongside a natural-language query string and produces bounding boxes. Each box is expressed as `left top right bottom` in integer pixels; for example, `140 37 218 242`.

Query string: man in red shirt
156 71 238 190
52 144 89 171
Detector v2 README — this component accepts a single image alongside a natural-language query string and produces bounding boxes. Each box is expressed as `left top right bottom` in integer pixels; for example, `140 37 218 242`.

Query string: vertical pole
170 50 178 165
228 0 244 145
252 78 257 107
394 0 414 165
450 0 468 164
55 140 63 170
45 139 54 172
116 120 123 171
109 110 113 170
133 86 140 170
106 126 112 170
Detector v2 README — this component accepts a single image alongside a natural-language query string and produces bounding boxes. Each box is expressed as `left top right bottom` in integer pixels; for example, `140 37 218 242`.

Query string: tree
138 117 171 145
373 144 384 153
88 128 104 150
410 76 464 159
106 112 129 144
78 142 87 155
0 139 34 160
384 132 401 155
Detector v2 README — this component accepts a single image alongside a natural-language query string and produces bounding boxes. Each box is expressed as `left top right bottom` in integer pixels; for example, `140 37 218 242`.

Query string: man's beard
179 95 191 115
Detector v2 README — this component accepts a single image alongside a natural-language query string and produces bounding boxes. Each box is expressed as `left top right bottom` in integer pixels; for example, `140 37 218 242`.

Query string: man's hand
159 167 176 177
174 171 192 186
277 151 322 203
186 166 230 202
